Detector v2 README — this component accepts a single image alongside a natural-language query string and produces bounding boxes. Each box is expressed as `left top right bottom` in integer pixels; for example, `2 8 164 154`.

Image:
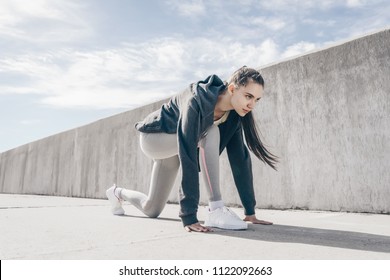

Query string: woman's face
229 81 263 117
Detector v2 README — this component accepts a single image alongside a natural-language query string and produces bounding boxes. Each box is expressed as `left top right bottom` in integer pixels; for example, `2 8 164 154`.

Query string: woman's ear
228 83 236 95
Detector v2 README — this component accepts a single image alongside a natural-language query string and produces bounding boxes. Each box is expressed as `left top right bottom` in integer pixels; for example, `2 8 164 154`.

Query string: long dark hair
228 66 278 170
242 112 278 170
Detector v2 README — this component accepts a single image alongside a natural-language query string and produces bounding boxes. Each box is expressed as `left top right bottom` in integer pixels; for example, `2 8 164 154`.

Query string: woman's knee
143 203 165 218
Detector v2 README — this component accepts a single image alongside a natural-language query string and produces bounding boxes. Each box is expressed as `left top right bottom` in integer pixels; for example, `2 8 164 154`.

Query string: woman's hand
244 214 273 225
185 222 212 232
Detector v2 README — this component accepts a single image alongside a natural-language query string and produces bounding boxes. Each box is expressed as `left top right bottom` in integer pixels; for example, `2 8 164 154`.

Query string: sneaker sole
112 209 125 215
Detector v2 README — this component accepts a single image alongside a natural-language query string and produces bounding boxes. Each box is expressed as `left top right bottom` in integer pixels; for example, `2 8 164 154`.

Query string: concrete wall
258 29 390 213
1 29 389 213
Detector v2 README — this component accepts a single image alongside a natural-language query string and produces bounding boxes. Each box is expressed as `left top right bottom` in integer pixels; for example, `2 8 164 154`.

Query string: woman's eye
246 95 251 100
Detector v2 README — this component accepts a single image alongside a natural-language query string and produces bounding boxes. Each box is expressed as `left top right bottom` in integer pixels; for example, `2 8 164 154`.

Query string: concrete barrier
1 29 389 213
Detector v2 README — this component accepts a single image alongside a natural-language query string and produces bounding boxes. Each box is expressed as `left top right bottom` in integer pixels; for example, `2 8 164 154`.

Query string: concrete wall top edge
259 27 390 70
0 98 171 155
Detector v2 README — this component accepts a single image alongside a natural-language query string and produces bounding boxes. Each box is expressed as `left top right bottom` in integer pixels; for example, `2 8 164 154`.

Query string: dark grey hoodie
135 75 256 226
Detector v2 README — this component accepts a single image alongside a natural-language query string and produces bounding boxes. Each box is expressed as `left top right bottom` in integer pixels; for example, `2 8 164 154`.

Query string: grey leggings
120 124 221 218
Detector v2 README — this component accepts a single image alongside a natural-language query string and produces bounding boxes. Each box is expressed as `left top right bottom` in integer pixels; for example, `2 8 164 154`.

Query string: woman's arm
226 125 256 216
226 125 273 225
176 103 203 227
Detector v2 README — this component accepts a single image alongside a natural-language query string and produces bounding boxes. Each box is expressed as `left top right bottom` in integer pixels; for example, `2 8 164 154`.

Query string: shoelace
223 207 240 219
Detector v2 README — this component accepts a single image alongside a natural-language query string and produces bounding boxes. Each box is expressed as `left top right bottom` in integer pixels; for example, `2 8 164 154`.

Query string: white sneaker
106 184 125 215
204 207 248 230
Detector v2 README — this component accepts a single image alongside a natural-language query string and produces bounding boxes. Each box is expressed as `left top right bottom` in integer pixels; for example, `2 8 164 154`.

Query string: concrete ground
1 193 390 260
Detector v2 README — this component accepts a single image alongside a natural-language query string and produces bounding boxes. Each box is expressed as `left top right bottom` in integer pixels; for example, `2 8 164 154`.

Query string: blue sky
0 0 389 152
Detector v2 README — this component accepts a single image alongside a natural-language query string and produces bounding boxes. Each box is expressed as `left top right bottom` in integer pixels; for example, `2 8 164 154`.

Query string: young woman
106 66 277 232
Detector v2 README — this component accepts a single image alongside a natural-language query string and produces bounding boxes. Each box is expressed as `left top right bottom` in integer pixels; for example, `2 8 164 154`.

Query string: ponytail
241 112 278 170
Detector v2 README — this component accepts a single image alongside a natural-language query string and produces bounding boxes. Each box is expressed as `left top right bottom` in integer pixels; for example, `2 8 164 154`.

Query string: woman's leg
198 124 223 210
107 132 179 218
199 124 247 230
121 155 179 217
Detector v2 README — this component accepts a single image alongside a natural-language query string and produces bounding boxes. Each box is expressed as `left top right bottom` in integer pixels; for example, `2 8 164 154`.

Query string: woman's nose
248 100 255 109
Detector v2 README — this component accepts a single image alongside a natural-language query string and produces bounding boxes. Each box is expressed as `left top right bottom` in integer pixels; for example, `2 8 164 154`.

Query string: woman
106 66 277 232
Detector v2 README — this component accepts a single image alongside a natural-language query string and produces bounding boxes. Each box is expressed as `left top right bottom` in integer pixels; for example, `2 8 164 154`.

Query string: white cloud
0 0 90 43
257 0 385 12
0 36 281 109
281 41 317 59
249 17 287 31
346 0 365 7
20 119 41 125
165 0 206 17
257 0 341 12
302 18 336 27
0 86 42 95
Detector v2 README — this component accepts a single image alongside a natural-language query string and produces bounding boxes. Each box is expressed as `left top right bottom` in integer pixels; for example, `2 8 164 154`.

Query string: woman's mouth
243 109 250 114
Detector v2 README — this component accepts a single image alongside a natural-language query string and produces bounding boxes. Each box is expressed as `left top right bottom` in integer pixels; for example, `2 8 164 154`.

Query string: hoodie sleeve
177 100 202 226
226 124 256 216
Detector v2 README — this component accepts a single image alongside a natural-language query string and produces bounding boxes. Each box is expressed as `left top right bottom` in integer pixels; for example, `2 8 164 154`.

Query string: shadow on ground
121 214 390 254
211 224 390 254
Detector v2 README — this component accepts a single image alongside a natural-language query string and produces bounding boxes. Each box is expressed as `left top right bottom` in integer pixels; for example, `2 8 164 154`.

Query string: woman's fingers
252 219 273 225
244 215 273 225
185 223 212 232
